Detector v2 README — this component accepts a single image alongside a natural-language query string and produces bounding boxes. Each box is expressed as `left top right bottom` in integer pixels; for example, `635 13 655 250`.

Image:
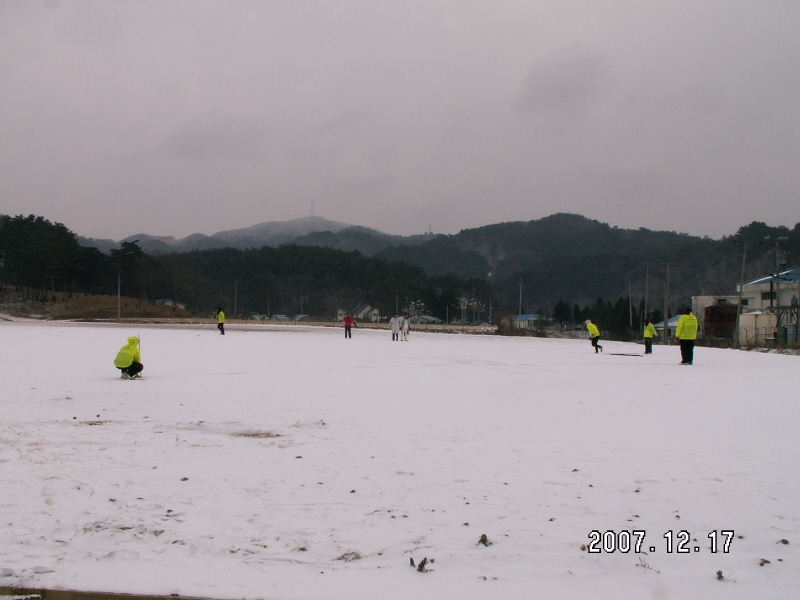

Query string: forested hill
3 212 799 320
0 214 487 321
374 214 800 312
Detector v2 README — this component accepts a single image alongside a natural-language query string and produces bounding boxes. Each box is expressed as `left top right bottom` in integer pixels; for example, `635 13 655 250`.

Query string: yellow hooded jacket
675 313 698 340
644 322 657 338
586 322 600 338
217 310 226 324
114 337 141 368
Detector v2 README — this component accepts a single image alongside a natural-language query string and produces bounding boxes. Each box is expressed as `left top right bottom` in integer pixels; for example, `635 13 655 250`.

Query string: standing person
389 312 401 341
343 312 355 339
114 336 143 379
585 319 603 353
643 318 657 354
400 313 411 341
675 307 698 365
216 308 225 335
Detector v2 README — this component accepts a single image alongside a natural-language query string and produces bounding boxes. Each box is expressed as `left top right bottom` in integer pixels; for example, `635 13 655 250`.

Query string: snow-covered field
1 321 798 599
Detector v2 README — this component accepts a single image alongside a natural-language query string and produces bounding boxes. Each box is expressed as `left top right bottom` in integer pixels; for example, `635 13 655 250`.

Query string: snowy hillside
1 322 798 599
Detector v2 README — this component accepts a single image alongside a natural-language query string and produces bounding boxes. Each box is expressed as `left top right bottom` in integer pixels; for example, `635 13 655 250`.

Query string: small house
154 299 187 310
512 314 540 329
338 305 380 322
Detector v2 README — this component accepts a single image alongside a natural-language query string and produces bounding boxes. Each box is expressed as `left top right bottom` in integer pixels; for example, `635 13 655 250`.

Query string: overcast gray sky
1 0 798 241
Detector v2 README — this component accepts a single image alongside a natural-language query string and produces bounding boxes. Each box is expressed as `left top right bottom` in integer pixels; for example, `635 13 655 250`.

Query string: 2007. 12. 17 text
587 530 734 554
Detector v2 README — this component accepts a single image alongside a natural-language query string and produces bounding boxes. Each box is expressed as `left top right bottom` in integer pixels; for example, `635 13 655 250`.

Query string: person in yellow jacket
675 308 698 365
585 319 603 353
114 336 143 379
216 308 225 335
643 318 657 354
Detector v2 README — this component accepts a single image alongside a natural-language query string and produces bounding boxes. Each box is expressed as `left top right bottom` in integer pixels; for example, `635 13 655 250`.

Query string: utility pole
773 237 787 307
518 277 523 316
644 264 650 321
764 236 788 309
234 278 238 319
117 274 121 320
797 261 800 344
628 279 633 329
733 241 747 349
472 284 476 324
663 264 670 343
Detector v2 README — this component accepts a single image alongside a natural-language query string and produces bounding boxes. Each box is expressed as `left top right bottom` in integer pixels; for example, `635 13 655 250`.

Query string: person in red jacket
343 312 355 338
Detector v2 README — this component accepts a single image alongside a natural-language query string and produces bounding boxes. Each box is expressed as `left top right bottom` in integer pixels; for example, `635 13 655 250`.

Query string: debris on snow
336 551 362 562
416 557 432 572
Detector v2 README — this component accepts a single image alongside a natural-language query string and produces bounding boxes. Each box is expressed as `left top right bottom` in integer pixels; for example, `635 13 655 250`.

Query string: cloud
164 116 268 160
1 1 799 240
514 47 608 114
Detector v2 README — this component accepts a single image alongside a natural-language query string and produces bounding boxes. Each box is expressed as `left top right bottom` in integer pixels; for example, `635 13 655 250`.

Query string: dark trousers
644 338 653 354
121 361 143 376
345 326 351 338
392 333 398 341
680 339 695 364
218 323 225 335
591 336 602 352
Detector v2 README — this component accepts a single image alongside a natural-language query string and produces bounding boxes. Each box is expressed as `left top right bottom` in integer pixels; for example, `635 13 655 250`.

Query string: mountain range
78 213 800 310
78 216 430 255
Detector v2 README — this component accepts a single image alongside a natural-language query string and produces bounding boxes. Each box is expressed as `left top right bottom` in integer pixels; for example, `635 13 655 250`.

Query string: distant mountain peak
212 215 362 240
120 233 178 244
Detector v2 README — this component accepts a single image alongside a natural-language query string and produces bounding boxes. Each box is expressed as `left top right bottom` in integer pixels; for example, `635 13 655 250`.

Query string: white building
337 305 380 323
738 267 799 310
736 267 800 345
692 295 740 317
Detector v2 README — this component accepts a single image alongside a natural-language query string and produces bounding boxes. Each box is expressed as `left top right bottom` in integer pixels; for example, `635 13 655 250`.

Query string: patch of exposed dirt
0 287 196 320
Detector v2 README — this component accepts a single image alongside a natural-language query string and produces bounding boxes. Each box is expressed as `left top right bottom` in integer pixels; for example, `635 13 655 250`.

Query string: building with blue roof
739 267 799 310
737 266 800 345
512 314 541 329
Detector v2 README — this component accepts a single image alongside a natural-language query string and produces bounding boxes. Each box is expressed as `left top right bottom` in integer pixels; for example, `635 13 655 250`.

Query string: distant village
233 264 800 349
507 266 800 348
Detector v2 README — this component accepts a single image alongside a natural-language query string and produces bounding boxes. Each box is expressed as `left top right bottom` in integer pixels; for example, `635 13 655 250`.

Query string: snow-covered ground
1 321 798 599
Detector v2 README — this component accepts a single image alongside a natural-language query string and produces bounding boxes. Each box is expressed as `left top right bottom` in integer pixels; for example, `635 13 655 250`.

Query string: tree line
376 213 800 317
0 214 489 321
4 212 797 332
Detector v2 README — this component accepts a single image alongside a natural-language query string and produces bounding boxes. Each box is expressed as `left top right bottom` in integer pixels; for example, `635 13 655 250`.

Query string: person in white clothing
400 313 410 341
389 313 401 341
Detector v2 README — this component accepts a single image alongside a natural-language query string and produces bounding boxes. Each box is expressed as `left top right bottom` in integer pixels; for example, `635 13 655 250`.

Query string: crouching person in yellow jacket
675 308 698 365
114 336 143 379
